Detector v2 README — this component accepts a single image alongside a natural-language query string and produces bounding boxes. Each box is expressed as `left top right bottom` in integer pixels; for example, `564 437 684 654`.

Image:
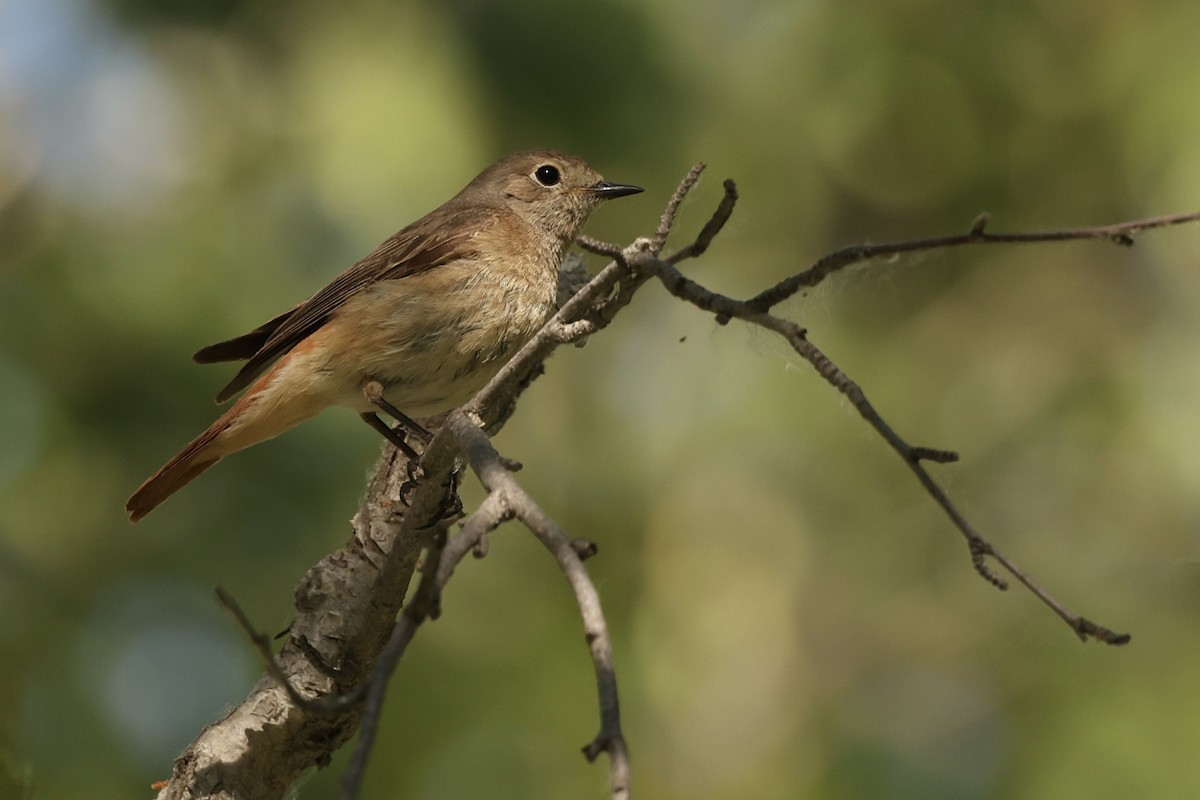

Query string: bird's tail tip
126 454 221 523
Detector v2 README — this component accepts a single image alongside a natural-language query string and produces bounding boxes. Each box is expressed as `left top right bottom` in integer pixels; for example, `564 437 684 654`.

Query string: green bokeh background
2 0 1199 797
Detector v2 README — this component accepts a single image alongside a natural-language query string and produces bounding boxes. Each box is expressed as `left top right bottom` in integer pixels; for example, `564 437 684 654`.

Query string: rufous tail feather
126 356 330 522
125 414 232 522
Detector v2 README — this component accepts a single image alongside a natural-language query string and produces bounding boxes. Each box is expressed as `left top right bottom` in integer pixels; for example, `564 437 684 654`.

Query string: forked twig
625 187 1200 644
331 406 634 800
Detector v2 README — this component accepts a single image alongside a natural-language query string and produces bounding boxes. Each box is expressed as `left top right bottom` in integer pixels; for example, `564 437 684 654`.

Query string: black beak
591 181 644 199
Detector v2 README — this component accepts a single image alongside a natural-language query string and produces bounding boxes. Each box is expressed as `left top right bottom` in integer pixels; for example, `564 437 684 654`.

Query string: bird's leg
361 379 462 525
359 412 422 461
360 379 433 462
361 379 432 440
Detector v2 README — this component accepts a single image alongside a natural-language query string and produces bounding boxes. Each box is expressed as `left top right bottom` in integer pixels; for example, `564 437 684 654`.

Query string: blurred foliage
2 0 1200 798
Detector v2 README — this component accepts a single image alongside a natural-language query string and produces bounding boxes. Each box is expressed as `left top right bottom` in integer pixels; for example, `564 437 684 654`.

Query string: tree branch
159 164 1199 799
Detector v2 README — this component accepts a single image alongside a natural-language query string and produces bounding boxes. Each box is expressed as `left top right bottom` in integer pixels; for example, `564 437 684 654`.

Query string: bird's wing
202 210 483 404
192 307 298 364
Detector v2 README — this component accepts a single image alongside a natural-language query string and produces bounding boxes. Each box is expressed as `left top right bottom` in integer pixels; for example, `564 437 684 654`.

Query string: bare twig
446 412 630 800
651 161 708 253
333 427 628 800
577 235 628 262
627 200 1155 644
748 209 1200 312
333 410 633 800
214 588 368 715
337 521 450 800
666 178 739 265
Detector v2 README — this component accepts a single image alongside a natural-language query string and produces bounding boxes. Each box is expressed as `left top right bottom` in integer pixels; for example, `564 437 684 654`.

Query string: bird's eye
534 164 561 187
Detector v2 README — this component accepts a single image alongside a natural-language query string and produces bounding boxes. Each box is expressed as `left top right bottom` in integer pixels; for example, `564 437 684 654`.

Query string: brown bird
126 150 642 522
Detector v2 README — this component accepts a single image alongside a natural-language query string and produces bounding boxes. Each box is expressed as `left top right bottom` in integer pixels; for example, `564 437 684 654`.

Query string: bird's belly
326 270 556 418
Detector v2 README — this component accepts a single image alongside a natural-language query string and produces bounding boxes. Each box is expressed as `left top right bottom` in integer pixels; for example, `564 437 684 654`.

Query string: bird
125 149 642 522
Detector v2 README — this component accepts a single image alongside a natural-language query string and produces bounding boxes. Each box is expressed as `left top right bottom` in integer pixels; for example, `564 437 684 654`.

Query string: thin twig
215 588 371 715
651 161 707 254
215 587 312 707
748 209 1200 311
666 178 739 265
335 613 417 800
335 491 530 800
577 236 628 262
338 523 451 800
447 412 630 800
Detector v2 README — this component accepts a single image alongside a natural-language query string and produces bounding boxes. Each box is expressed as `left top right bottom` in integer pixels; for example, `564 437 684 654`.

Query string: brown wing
192 307 298 364
207 208 484 403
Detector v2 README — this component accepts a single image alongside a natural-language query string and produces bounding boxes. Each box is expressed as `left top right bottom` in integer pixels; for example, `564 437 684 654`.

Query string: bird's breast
325 252 559 417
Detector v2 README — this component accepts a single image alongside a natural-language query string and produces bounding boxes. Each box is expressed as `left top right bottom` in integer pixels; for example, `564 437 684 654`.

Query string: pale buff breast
321 250 561 417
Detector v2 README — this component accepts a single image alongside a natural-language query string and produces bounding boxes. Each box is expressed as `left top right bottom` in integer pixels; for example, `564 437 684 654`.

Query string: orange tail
127 336 339 522
126 414 232 522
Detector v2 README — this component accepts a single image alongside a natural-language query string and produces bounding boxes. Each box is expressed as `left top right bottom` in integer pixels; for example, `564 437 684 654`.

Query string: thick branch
158 445 436 800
